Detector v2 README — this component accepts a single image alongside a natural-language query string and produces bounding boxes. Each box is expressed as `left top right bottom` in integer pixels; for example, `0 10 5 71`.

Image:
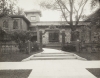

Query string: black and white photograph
0 0 100 78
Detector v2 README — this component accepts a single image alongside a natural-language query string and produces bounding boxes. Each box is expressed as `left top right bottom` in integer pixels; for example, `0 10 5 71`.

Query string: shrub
32 41 39 51
62 44 76 52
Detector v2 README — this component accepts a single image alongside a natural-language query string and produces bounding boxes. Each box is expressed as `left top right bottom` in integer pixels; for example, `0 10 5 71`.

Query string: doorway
49 32 59 42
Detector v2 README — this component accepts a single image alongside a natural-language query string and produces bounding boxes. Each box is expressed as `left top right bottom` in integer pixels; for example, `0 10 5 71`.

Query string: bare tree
40 0 88 41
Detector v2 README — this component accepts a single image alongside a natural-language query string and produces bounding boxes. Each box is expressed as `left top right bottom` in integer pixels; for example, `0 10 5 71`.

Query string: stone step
41 52 71 54
45 43 61 48
30 56 77 60
34 54 74 57
44 46 61 50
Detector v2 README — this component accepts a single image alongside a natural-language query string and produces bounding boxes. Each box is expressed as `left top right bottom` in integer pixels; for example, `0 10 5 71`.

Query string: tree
0 0 23 16
90 0 100 9
40 0 88 41
8 30 32 52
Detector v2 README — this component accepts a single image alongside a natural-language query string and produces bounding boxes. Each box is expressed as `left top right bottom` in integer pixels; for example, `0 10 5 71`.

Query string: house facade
0 15 30 31
24 10 90 47
0 10 91 49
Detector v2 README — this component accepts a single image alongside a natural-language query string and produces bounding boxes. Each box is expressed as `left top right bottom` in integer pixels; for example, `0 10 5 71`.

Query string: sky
18 0 99 21
18 0 61 21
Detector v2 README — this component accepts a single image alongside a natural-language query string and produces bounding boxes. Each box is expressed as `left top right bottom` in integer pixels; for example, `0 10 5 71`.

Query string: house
0 15 30 52
0 9 91 50
0 15 30 31
24 10 90 47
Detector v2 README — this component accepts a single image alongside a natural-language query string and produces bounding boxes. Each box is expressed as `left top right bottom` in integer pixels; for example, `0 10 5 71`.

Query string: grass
0 70 32 78
0 48 100 61
72 51 100 60
0 50 42 62
87 68 100 78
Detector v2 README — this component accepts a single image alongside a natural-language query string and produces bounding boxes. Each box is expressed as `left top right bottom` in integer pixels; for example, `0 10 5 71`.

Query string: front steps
30 52 79 60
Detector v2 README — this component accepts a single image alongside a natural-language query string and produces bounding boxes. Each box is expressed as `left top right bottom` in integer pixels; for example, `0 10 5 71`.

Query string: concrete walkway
22 48 86 61
0 48 100 78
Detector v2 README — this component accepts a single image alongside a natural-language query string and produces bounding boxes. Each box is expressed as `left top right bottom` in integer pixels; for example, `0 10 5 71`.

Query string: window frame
30 16 36 21
3 20 9 28
13 20 18 29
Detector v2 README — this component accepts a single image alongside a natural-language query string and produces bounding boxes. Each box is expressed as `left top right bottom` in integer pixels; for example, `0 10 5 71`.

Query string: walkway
0 48 100 78
22 48 86 61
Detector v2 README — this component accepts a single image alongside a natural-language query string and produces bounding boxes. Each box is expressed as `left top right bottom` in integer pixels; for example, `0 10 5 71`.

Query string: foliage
0 0 23 16
7 30 32 52
0 28 6 42
62 44 76 52
8 31 31 43
32 41 39 51
88 9 100 27
90 0 100 10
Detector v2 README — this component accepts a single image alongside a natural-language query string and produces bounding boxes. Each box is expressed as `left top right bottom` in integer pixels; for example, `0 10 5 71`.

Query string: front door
49 31 59 42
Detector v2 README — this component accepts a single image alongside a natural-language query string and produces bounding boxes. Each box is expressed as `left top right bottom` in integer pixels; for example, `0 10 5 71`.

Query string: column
62 31 65 47
36 26 40 43
39 31 42 51
27 40 31 54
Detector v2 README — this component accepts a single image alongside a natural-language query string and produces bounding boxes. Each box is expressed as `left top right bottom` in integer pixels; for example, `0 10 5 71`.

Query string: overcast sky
18 0 99 21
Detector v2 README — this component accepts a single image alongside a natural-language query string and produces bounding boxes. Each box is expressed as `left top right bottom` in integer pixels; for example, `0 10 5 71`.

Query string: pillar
39 31 42 51
27 40 31 54
62 31 65 47
36 26 40 43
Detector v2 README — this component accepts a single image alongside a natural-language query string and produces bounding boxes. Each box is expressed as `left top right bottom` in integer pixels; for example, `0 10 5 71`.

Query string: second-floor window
3 20 8 28
13 20 18 29
31 16 36 21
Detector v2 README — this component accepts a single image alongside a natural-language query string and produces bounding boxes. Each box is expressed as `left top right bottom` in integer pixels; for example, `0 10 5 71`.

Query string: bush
62 44 76 52
32 41 39 51
18 42 27 52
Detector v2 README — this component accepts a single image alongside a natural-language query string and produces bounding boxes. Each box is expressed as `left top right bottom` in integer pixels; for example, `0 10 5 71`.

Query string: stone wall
42 32 49 45
40 28 72 45
21 19 28 31
37 26 89 45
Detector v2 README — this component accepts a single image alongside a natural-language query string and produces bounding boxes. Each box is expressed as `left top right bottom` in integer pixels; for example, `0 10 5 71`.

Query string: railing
0 44 19 54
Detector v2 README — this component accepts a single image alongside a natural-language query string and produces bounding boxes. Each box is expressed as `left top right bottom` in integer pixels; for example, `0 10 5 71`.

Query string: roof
10 15 30 24
24 9 42 16
31 21 90 26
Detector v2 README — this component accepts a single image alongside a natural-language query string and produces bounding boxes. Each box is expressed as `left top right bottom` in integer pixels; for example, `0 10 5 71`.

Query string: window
13 20 18 29
3 20 8 28
31 16 36 21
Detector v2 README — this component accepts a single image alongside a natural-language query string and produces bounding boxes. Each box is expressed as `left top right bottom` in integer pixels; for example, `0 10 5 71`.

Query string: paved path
0 48 100 78
22 48 86 61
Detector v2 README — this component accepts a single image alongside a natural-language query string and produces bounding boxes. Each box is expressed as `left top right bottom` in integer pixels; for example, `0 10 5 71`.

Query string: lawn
0 51 42 62
0 48 100 61
72 51 100 60
0 70 32 78
87 68 100 78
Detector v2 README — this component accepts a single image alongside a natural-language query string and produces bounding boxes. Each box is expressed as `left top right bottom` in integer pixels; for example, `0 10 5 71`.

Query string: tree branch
56 0 70 24
58 0 70 13
78 0 84 11
75 0 88 25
